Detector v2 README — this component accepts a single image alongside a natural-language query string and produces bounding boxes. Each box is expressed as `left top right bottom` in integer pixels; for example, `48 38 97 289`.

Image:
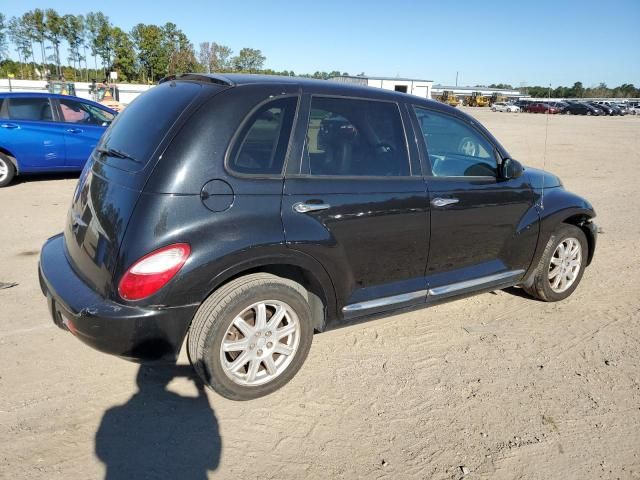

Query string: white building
431 84 524 99
329 75 433 99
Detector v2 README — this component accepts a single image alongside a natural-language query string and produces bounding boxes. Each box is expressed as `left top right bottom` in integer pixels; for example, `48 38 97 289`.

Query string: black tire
0 153 16 188
586 111 592 116
523 224 588 302
187 273 314 401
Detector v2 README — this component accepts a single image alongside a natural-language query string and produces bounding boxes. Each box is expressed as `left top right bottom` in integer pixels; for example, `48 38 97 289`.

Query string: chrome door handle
293 202 331 213
431 197 459 207
66 128 83 134
0 123 19 129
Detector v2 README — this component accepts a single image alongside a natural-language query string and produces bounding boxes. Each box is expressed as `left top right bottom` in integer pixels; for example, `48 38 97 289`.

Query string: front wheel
523 224 588 302
0 154 16 187
187 273 314 400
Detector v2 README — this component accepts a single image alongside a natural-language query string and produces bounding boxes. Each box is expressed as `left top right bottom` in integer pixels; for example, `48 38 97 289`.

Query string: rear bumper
39 234 198 362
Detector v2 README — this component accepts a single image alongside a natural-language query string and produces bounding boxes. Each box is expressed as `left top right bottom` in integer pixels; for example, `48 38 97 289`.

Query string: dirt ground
1 109 639 480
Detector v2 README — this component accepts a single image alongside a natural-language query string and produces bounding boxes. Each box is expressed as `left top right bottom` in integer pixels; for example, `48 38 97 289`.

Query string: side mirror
501 158 524 179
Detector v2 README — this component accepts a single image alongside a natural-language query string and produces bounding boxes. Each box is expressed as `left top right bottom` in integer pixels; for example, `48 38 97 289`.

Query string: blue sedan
0 92 116 187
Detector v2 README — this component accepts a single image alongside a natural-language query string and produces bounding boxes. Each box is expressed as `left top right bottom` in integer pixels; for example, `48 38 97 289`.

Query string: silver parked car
491 102 520 112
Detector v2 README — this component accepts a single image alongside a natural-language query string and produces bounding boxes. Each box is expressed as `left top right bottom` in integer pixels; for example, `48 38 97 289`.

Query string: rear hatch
63 80 222 297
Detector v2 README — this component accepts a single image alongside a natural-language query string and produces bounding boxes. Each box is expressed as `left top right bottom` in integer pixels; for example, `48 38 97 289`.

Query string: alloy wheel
548 237 582 293
219 300 301 387
0 158 8 182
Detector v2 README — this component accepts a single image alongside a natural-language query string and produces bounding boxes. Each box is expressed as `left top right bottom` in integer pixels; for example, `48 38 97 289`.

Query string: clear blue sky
3 0 639 87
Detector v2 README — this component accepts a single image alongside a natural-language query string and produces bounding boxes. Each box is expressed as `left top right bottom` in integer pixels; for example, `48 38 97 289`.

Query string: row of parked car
492 100 639 116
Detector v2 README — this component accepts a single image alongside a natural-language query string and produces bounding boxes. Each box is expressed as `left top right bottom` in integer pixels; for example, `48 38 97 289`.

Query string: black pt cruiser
39 74 597 400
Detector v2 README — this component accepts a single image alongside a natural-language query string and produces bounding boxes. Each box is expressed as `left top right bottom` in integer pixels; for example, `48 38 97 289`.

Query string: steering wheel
458 137 479 157
374 142 394 155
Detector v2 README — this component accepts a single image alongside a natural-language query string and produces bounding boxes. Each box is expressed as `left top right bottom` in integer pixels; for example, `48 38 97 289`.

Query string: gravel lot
1 109 639 479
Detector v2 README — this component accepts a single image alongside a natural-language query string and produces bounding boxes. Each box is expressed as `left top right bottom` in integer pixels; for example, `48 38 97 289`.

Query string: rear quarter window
228 96 298 176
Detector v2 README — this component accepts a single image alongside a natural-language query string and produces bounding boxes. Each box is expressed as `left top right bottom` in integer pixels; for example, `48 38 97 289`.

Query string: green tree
24 9 48 78
232 47 265 72
198 41 233 72
0 13 8 61
44 9 64 77
7 17 32 78
162 22 197 75
86 12 110 78
131 23 165 82
110 26 136 81
62 14 84 80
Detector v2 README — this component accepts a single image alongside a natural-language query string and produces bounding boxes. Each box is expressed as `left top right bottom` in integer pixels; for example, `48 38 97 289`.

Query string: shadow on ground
12 171 80 185
95 365 221 480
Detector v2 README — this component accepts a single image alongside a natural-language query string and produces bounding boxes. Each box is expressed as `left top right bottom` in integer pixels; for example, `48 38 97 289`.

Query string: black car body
39 74 597 399
562 102 601 115
589 102 616 115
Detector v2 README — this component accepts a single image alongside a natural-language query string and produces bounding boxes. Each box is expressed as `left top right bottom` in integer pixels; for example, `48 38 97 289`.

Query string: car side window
305 96 410 177
229 96 298 175
413 106 497 177
59 98 115 126
6 97 53 122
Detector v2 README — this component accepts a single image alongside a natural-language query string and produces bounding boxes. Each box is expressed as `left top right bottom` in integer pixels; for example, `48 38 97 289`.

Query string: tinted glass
229 96 297 175
7 97 53 121
414 107 497 177
60 98 115 125
98 81 201 170
306 97 409 177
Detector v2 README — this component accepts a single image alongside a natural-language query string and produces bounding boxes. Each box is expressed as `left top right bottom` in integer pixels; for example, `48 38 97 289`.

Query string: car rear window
97 81 202 171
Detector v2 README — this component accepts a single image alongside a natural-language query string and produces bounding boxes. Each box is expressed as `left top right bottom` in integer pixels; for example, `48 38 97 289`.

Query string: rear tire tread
187 273 310 400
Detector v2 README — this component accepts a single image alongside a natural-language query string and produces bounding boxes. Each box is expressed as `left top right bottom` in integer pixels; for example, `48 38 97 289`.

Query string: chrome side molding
342 289 428 313
341 270 525 314
427 269 525 297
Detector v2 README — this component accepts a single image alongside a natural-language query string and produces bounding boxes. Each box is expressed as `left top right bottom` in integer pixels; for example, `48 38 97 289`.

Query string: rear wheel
523 224 588 302
187 273 314 400
0 154 16 187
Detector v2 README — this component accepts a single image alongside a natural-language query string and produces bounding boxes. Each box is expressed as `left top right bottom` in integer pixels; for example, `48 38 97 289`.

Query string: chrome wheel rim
0 158 7 182
220 300 301 387
548 237 582 293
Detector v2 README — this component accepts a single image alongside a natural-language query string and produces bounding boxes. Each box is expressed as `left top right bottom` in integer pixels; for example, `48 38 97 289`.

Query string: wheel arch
561 213 596 265
0 146 18 173
200 251 338 333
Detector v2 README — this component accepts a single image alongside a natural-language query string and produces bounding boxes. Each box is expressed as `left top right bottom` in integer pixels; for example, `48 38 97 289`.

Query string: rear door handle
431 197 459 207
66 128 83 134
0 123 19 129
293 202 331 213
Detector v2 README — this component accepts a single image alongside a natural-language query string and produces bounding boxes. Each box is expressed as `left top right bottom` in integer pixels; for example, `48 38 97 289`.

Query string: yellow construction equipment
437 90 459 107
464 91 490 107
90 81 125 112
47 80 76 96
489 93 508 106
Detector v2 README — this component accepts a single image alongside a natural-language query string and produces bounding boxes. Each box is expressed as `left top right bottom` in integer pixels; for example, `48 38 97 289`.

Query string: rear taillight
118 243 190 301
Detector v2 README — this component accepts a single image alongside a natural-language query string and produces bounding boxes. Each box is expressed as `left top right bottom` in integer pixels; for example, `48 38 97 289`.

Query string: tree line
0 10 637 98
0 9 349 83
485 82 640 99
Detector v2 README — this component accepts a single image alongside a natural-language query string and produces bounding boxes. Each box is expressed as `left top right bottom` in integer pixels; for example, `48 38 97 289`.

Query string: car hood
525 167 562 189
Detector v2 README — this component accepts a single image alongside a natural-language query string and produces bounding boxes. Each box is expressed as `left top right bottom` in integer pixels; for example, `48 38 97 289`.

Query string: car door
411 105 539 300
282 94 430 319
55 97 115 168
0 96 67 171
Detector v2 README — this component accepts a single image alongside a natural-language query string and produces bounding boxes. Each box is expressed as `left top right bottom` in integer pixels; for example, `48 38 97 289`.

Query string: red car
526 102 560 114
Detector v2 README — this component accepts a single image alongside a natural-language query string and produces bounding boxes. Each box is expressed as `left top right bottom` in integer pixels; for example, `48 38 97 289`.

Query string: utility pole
455 71 459 87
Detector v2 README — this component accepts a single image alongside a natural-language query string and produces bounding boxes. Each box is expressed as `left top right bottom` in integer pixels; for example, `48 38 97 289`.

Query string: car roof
0 91 116 113
162 72 454 113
